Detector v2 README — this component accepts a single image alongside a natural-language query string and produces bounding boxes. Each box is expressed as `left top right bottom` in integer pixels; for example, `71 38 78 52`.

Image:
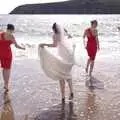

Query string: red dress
0 32 13 69
86 28 97 60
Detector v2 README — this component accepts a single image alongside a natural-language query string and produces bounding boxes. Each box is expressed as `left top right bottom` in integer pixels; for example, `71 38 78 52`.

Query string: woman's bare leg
89 60 95 77
67 79 73 94
86 58 90 73
59 80 65 100
2 69 11 92
67 79 73 100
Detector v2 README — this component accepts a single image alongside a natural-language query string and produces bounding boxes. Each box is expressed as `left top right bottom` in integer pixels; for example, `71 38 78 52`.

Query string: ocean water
0 15 120 63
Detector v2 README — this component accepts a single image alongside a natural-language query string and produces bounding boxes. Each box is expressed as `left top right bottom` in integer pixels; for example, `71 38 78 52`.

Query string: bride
39 23 75 103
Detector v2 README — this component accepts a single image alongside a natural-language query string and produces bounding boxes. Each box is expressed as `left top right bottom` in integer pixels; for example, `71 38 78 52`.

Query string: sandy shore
0 54 120 120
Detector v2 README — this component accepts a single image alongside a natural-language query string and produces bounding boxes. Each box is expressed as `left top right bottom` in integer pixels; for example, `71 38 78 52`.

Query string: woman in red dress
0 24 25 92
83 20 100 77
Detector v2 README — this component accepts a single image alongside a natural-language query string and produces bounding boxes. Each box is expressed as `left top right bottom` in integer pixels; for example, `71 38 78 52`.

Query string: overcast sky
0 0 68 14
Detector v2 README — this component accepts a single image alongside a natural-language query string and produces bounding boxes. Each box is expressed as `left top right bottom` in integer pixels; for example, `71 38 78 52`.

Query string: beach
0 52 120 120
0 15 120 120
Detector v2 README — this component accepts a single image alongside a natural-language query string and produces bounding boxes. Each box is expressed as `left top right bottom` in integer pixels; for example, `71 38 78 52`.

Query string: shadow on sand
85 76 104 90
34 102 77 120
34 89 103 120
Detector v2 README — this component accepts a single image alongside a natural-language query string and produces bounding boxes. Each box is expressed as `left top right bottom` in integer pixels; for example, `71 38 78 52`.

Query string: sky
0 0 68 14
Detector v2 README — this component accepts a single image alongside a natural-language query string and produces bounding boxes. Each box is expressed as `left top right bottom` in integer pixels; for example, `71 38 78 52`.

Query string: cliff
10 0 120 14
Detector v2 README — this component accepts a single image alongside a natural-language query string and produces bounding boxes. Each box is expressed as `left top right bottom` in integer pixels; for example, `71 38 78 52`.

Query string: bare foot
62 98 65 104
69 93 74 100
4 87 9 93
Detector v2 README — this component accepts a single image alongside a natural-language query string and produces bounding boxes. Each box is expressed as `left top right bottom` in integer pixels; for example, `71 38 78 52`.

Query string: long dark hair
91 20 98 26
52 23 59 34
7 24 15 30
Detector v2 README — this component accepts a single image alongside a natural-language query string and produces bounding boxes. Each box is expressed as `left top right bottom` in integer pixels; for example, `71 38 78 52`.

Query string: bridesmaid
0 24 25 92
83 20 100 77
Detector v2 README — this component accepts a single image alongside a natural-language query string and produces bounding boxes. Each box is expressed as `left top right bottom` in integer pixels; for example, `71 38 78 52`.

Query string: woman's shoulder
0 31 5 35
0 32 15 43
85 28 90 32
85 28 90 34
0 32 5 40
86 28 91 31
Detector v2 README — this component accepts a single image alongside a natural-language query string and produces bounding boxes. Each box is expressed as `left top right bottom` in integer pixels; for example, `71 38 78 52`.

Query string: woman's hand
22 47 26 50
19 46 25 50
15 43 26 50
39 44 45 48
21 44 26 50
97 47 100 51
68 34 72 39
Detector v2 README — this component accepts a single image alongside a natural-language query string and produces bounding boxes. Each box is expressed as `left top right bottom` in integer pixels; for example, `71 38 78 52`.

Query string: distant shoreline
10 0 120 14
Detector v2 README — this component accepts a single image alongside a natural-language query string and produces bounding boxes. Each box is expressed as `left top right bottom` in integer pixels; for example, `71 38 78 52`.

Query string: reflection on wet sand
85 89 98 120
0 59 118 120
0 93 15 120
34 102 77 120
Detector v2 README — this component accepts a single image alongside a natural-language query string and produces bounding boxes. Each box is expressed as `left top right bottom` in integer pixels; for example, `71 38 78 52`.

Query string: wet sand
0 55 120 120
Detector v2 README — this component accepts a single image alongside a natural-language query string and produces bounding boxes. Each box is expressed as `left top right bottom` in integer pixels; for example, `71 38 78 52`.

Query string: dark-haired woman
0 24 25 92
83 20 100 77
39 23 75 103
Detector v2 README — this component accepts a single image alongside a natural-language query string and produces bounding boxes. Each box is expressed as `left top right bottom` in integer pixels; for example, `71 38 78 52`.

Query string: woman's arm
39 35 58 48
83 30 87 48
0 33 2 40
96 30 100 50
15 43 25 50
12 39 25 50
64 28 72 38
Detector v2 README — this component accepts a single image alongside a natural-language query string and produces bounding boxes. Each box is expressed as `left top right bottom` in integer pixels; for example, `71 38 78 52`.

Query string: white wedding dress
38 26 75 81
